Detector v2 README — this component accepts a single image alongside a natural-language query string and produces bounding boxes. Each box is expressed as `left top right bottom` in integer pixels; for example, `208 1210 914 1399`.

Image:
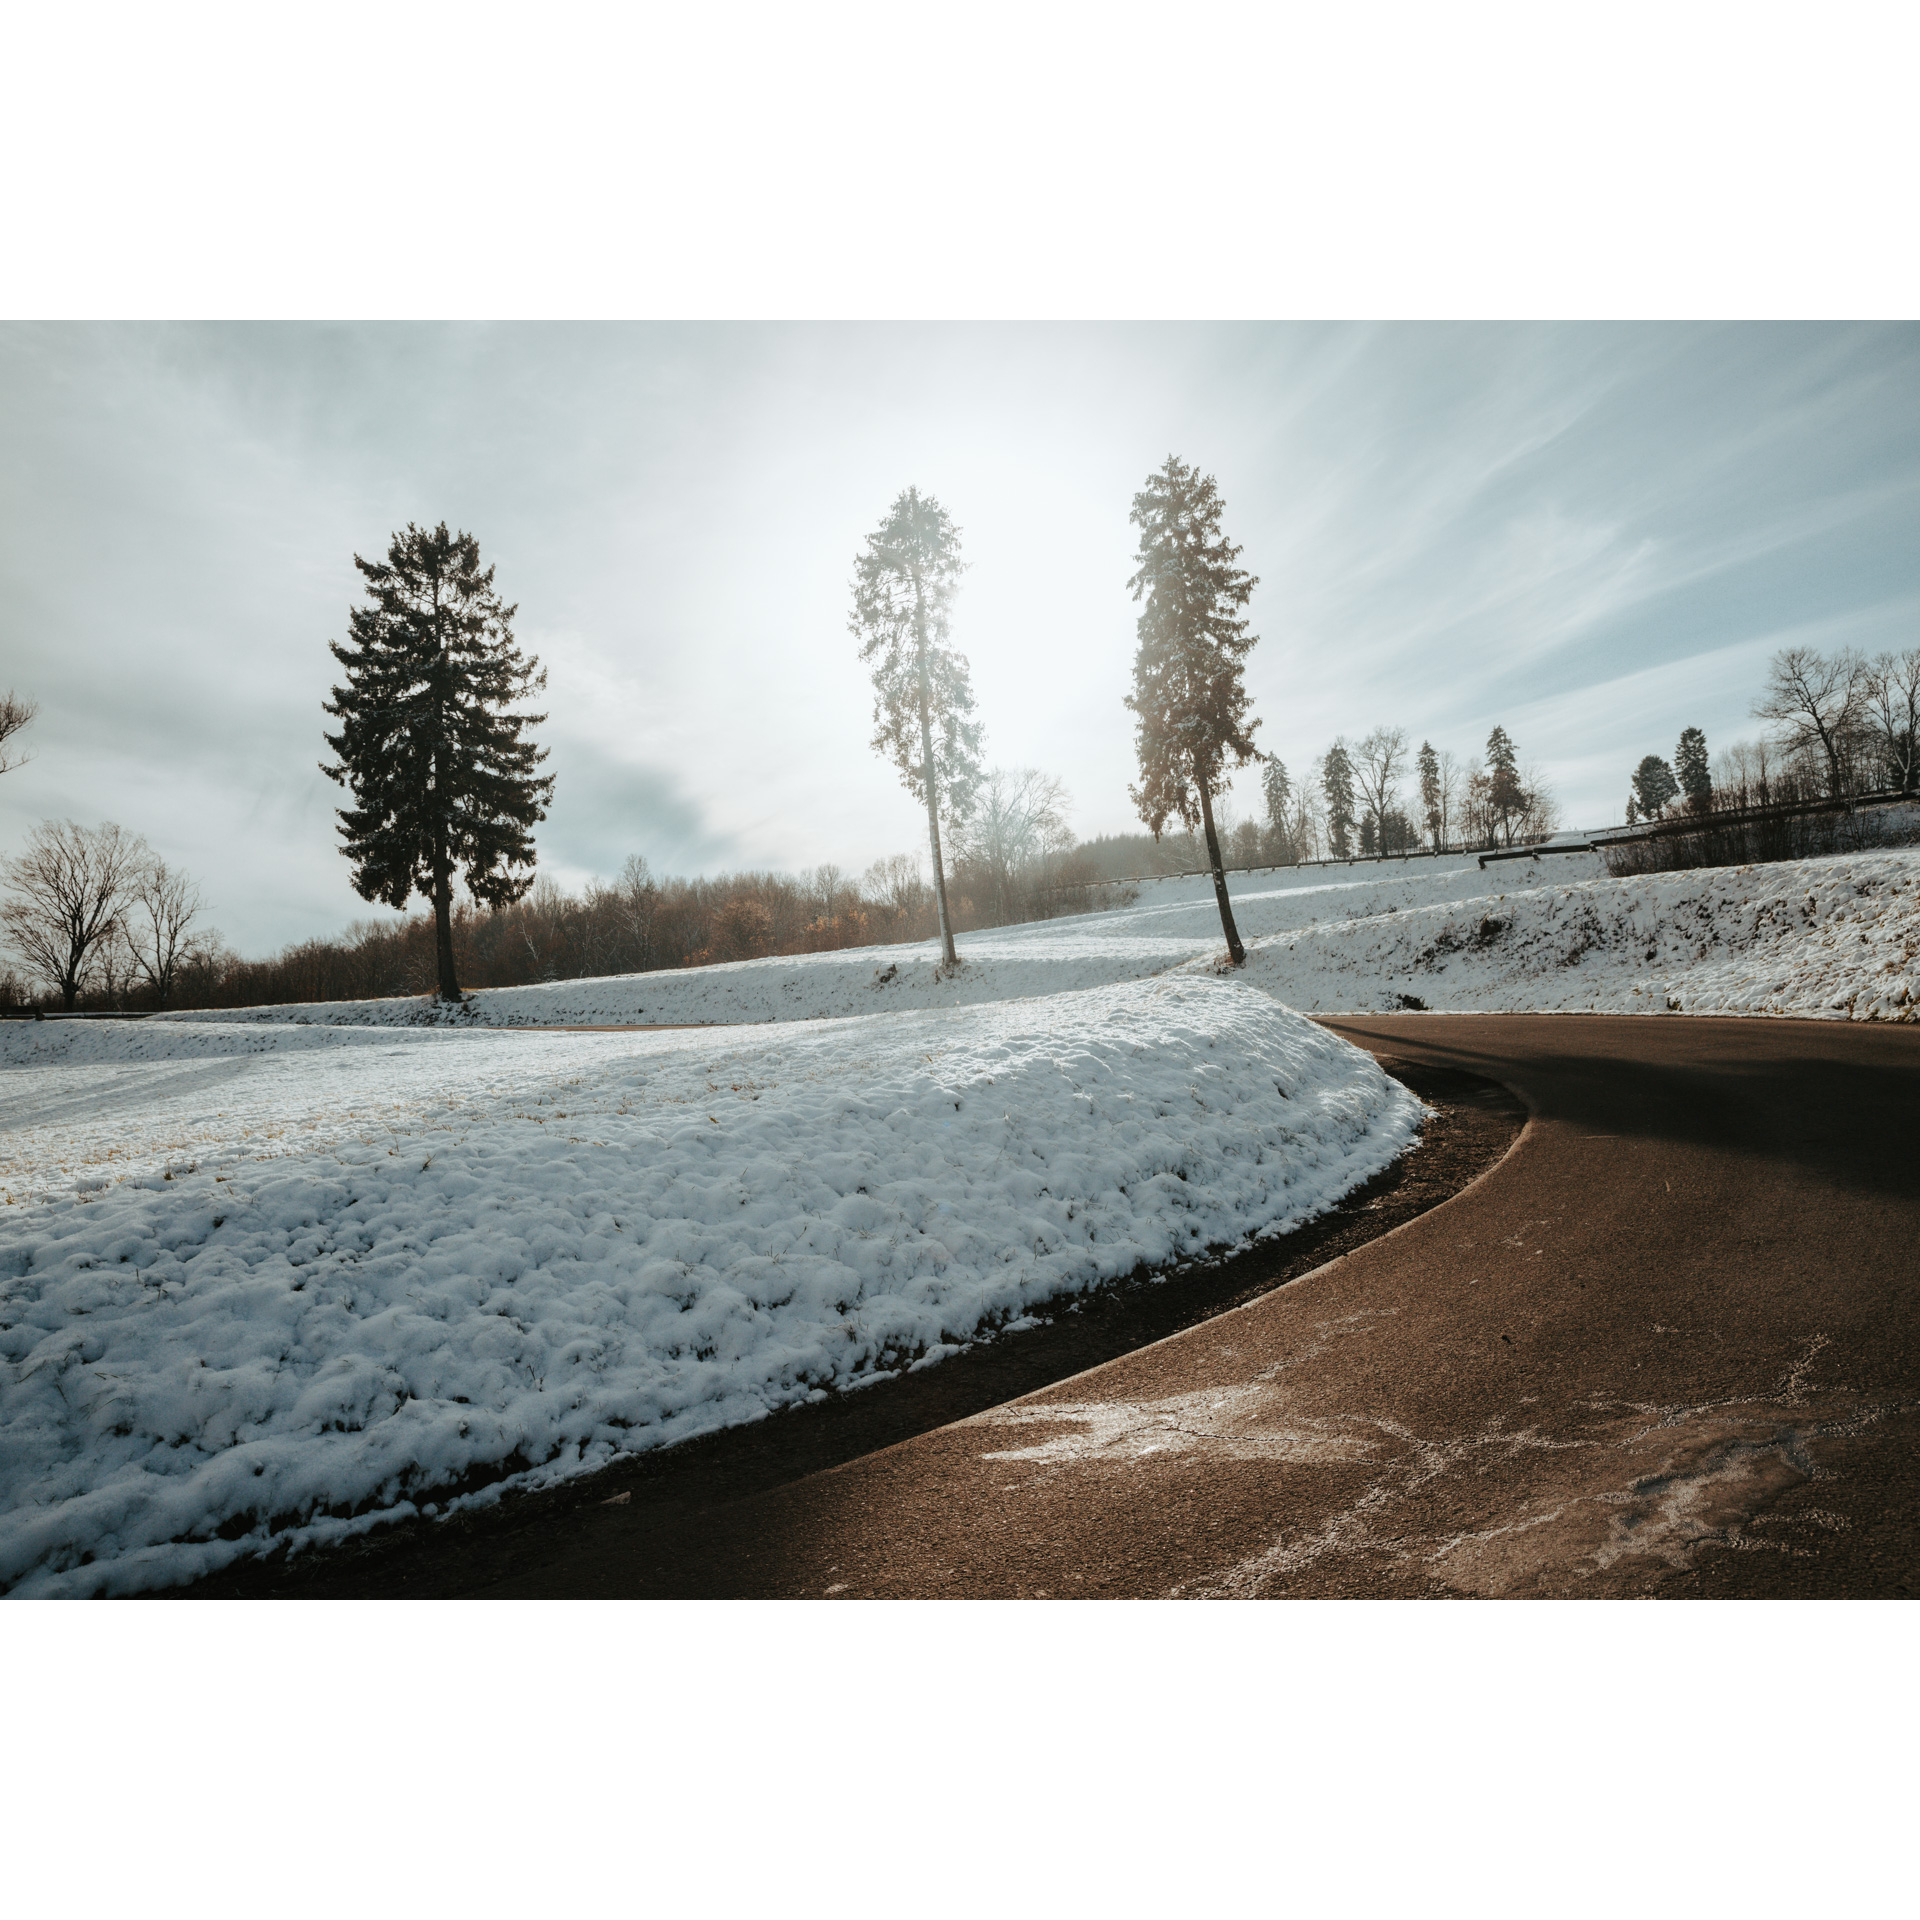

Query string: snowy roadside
1221 848 1920 1022
0 978 1419 1597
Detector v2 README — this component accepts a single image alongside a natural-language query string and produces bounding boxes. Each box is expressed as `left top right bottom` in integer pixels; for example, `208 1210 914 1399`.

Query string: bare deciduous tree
614 854 660 970
0 690 34 776
120 855 205 1010
1282 781 1324 861
1435 748 1463 848
1 820 142 1010
1753 646 1866 796
863 852 929 925
1516 761 1561 840
1353 726 1410 852
1862 646 1920 793
957 767 1072 925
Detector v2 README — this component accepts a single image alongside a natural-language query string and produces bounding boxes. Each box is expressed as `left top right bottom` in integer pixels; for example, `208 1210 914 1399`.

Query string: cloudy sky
1 321 1915 955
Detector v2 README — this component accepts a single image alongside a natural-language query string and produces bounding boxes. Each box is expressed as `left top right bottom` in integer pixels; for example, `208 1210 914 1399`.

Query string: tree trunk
433 827 461 1002
1197 775 1245 966
428 569 462 1003
913 578 959 969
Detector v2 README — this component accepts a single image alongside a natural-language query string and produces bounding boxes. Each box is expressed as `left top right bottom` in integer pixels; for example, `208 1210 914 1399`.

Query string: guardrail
1477 842 1597 870
1036 841 1578 894
1 1009 156 1021
1586 785 1917 848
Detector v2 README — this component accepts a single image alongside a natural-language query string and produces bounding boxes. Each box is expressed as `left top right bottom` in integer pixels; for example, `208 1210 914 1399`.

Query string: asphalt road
477 1013 1919 1599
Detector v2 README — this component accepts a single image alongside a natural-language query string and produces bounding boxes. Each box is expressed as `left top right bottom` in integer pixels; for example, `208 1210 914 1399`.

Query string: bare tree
1862 646 1920 793
1353 726 1410 852
1283 781 1324 861
1516 762 1562 840
814 862 845 928
120 854 205 1010
614 853 660 971
957 767 1072 924
0 690 34 776
1435 748 1463 849
1753 647 1866 796
1 820 142 1010
863 852 929 929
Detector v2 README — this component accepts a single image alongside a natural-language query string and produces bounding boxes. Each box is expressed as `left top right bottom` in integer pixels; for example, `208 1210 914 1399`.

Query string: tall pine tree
1124 457 1261 964
1262 752 1292 859
1674 726 1711 809
322 523 553 1002
1417 739 1442 847
1485 725 1526 846
1321 741 1356 859
1631 754 1679 819
850 487 982 969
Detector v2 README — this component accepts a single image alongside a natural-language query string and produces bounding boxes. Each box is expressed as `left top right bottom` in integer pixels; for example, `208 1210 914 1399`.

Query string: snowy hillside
1229 849 1920 1021
1 978 1417 1596
172 850 1599 1029
168 843 1917 1030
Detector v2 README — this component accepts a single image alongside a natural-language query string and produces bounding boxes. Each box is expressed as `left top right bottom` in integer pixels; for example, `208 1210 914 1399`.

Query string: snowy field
172 849 1605 1028
163 842 1919 1030
5 843 1916 1596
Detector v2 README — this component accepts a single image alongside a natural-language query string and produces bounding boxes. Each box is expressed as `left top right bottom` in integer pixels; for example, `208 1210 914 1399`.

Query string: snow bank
0 979 1418 1596
1228 849 1920 1021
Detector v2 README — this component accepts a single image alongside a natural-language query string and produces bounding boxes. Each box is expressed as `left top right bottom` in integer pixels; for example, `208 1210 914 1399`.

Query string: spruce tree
1123 456 1260 964
1322 741 1356 858
1417 739 1442 847
850 487 982 969
1674 727 1711 809
322 522 553 1002
1261 752 1291 828
1485 725 1527 844
1631 754 1679 819
1262 753 1292 857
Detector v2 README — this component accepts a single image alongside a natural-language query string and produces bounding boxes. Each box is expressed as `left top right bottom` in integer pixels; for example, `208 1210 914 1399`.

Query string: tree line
0 797 1126 1016
1245 724 1560 866
1624 643 1920 825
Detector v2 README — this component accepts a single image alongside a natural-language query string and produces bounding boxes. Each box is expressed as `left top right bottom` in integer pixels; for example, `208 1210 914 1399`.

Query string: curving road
480 1012 1918 1599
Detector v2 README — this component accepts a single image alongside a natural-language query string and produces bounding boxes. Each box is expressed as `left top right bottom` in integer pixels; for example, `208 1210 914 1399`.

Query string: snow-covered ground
171 849 1606 1029
1 979 1417 1596
167 842 1918 1029
6 843 1916 1596
1237 848 1920 1022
